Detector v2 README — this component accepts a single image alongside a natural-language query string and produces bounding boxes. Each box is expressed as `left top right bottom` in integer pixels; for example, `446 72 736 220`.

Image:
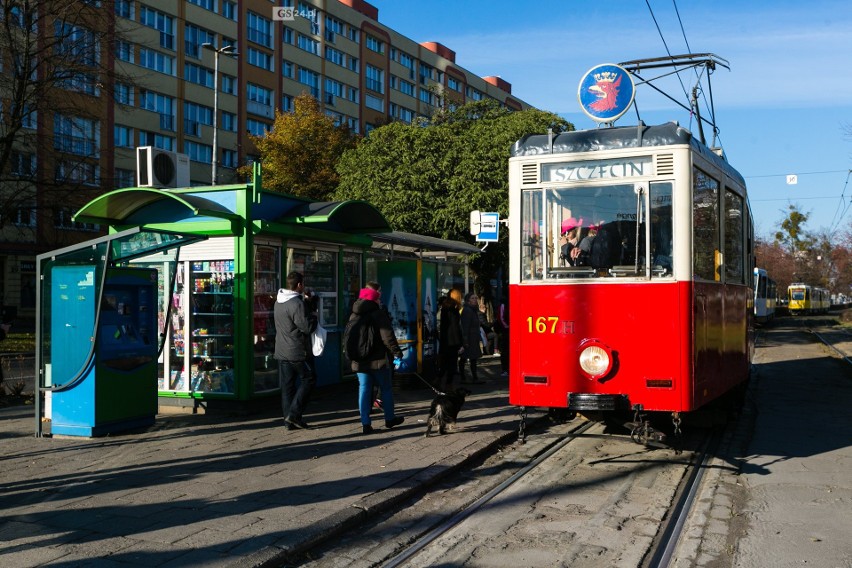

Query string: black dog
424 387 471 437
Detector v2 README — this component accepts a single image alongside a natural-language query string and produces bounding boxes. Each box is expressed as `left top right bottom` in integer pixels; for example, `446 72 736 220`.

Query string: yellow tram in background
787 283 830 315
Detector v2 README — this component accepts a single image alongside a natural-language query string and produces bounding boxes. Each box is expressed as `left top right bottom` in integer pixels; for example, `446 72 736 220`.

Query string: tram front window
521 182 673 280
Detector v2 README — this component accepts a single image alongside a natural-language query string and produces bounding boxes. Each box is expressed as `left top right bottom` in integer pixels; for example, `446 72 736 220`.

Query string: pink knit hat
561 217 584 234
359 287 381 302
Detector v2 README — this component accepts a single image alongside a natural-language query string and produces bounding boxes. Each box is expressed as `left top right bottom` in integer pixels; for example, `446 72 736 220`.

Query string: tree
239 93 359 200
334 99 572 296
774 204 815 253
0 1 134 239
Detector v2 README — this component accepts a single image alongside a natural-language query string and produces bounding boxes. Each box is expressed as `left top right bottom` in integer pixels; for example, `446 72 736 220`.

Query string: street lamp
201 43 238 185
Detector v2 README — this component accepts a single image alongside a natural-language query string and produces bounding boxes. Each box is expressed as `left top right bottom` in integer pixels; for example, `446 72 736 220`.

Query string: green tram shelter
35 169 477 435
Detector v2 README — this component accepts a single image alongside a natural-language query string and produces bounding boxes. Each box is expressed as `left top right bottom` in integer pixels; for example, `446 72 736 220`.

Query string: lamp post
201 43 238 185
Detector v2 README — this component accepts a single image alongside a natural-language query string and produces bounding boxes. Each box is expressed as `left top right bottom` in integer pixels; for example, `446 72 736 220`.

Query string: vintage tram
507 122 754 434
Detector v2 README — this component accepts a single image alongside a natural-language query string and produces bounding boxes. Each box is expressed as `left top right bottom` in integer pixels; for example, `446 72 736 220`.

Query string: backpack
344 311 376 362
589 223 621 269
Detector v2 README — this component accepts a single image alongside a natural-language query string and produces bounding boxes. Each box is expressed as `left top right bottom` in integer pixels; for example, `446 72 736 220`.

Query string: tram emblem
578 63 635 124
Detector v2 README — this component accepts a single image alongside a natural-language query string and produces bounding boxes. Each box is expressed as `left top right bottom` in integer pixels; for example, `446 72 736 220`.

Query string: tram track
340 415 714 568
381 419 597 568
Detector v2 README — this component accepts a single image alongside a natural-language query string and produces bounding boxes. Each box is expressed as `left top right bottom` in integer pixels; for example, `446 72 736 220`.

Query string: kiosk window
288 248 338 326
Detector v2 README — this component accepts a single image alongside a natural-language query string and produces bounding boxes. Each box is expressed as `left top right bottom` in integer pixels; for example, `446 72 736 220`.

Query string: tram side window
650 182 673 273
693 169 720 281
724 189 745 284
521 189 543 280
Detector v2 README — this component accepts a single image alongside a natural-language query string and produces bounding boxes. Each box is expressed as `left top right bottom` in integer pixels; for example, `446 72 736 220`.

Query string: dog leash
412 372 446 396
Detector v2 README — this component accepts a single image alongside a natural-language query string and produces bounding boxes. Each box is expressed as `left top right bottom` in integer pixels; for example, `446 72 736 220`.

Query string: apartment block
0 0 529 325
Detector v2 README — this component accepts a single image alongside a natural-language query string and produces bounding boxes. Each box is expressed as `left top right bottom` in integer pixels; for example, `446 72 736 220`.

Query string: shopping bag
311 323 327 356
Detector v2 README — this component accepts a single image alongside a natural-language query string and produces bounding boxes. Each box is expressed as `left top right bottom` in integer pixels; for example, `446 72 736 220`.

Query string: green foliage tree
240 93 359 200
334 99 572 297
774 204 815 253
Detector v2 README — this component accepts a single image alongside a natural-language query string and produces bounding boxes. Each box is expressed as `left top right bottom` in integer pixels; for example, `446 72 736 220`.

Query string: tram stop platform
2 322 851 568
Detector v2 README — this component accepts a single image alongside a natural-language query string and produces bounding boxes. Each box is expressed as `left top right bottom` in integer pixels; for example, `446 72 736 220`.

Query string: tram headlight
578 340 613 379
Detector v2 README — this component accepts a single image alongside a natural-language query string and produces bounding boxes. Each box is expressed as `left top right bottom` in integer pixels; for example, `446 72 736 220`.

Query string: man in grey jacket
274 271 318 430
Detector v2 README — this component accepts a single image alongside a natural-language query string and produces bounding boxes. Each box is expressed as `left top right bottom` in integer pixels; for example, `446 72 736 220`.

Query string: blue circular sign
578 63 635 123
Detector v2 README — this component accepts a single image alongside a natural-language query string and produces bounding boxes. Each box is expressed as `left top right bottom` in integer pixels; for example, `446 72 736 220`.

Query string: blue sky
370 0 852 240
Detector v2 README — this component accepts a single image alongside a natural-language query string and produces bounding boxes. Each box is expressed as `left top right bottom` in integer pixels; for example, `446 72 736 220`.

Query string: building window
140 6 175 50
139 48 176 76
247 47 274 71
185 24 215 59
325 15 343 43
246 118 270 136
420 64 433 85
365 34 384 54
299 1 319 34
184 62 214 88
55 161 100 186
221 75 236 95
282 60 294 78
282 94 294 112
246 11 272 48
15 206 36 227
115 40 134 63
325 78 343 106
139 90 176 130
54 114 100 156
184 102 213 137
221 111 237 132
222 1 238 22
114 124 134 148
298 68 320 98
139 132 175 151
365 65 384 94
114 83 134 105
10 152 36 177
115 0 133 19
348 56 359 73
20 106 37 129
114 168 135 188
247 83 274 118
448 77 462 92
325 45 344 66
187 0 215 11
54 21 100 66
222 149 238 169
397 78 415 97
183 140 213 164
419 89 433 105
282 27 294 45
297 34 320 56
398 51 414 70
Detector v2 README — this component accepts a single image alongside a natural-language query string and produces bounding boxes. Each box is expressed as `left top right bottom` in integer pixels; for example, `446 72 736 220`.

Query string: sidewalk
1 357 531 567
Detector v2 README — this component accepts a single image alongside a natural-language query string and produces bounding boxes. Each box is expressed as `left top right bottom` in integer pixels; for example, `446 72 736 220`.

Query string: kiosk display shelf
163 260 235 394
253 245 279 392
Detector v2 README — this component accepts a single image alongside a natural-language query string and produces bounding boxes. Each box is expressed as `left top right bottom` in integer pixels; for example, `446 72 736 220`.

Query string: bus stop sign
476 212 499 242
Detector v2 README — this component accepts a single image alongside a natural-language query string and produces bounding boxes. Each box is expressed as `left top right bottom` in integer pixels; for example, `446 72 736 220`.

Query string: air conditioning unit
136 146 190 188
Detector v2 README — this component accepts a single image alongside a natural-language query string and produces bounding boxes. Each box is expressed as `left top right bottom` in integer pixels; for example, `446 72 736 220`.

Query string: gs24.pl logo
273 7 316 20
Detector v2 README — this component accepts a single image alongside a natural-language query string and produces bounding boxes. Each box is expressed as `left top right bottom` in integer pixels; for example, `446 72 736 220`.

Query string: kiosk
35 167 477 435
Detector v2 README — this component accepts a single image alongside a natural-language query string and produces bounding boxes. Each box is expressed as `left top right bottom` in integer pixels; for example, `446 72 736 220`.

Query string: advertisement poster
377 261 417 371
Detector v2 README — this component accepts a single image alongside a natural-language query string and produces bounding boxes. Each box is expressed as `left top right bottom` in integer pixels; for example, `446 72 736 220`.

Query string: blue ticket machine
50 266 159 437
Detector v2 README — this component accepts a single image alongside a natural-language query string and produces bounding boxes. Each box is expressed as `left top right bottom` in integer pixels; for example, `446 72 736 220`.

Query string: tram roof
510 122 745 187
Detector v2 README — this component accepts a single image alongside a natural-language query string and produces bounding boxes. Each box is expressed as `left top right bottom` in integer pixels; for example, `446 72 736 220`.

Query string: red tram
507 123 754 429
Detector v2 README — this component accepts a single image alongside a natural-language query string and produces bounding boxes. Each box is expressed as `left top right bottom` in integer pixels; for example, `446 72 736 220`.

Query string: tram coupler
518 406 527 444
624 404 668 449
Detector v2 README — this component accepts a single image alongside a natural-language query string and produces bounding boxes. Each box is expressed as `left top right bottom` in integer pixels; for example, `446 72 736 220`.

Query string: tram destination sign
541 156 652 182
